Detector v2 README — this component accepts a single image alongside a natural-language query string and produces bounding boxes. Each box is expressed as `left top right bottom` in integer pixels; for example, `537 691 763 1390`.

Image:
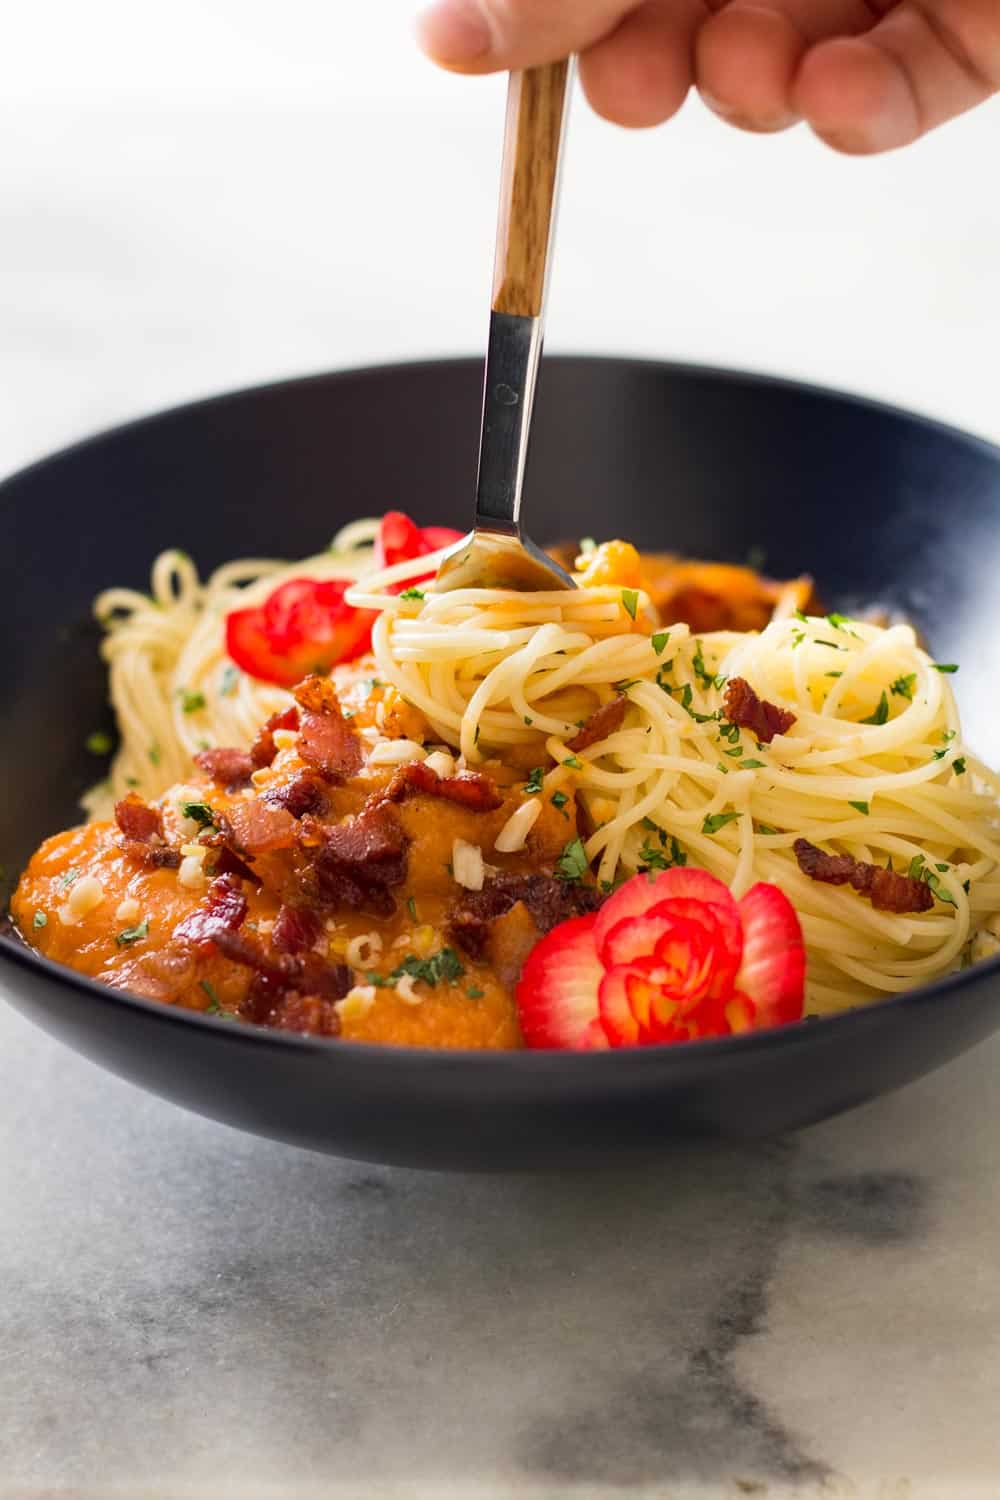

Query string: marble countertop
3 3 1000 1496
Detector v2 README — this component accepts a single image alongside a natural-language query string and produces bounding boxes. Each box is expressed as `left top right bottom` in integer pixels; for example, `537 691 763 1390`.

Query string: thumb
415 0 638 72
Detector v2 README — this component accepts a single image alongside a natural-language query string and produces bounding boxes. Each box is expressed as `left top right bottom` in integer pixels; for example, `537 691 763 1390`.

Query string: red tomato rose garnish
516 868 805 1050
375 510 463 590
225 577 376 688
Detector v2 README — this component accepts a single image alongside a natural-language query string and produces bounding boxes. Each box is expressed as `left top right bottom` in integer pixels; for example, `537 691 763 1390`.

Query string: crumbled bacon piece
568 696 627 752
175 874 249 949
450 873 605 959
793 839 934 914
250 704 300 769
262 773 328 820
292 675 363 782
723 677 796 745
115 794 162 843
115 793 182 870
272 904 323 955
194 747 255 790
384 761 503 812
221 798 297 856
298 804 408 916
243 977 343 1036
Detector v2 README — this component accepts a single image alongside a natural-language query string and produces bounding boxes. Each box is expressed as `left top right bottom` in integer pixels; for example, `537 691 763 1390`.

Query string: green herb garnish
825 672 843 680
757 824 779 837
466 986 485 999
551 790 569 812
556 837 589 883
890 674 916 701
740 759 766 770
953 758 967 776
860 691 889 726
148 743 162 766
639 835 686 873
33 911 47 929
200 979 224 1014
826 613 859 637
116 919 149 947
524 767 545 795
933 663 959 674
562 756 583 770
651 631 670 655
180 801 216 829
391 948 465 988
849 800 870 816
407 896 418 921
701 812 741 836
400 587 425 602
621 589 639 621
85 731 113 755
179 690 206 715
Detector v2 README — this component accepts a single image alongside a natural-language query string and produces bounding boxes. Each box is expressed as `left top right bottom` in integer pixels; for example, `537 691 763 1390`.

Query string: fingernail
415 1 492 64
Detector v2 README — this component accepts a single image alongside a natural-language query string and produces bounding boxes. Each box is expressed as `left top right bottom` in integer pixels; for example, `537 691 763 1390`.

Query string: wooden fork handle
491 61 572 320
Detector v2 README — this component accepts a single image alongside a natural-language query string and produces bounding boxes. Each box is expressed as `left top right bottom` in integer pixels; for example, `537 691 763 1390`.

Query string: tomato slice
374 511 463 587
225 576 375 687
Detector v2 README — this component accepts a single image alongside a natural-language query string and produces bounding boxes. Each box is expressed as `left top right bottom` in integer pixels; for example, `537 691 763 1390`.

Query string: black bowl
3 357 1000 1170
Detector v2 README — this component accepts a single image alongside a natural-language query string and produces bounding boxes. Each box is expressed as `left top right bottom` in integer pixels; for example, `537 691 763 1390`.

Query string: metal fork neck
473 310 543 537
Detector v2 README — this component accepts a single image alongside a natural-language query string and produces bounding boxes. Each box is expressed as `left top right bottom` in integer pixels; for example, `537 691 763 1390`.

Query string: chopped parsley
860 692 890 726
716 762 729 775
702 811 741 836
180 801 217 829
407 896 418 921
400 587 425 602
621 588 639 621
953 758 967 776
523 716 533 727
718 721 741 745
60 867 81 890
220 664 240 696
825 671 843 680
791 629 806 648
179 689 206 715
391 948 465 988
848 800 870 816
757 824 779 837
923 871 957 907
614 678 642 692
890 674 916 701
562 755 582 770
556 837 589 883
932 730 957 761
148 743 162 766
933 663 959 674
200 979 224 1014
740 759 765 771
466 986 485 1000
85 730 113 755
524 767 545 795
551 790 569 813
33 911 47 929
826 613 860 637
651 631 670 655
124 776 141 788
813 639 845 651
638 835 687 873
116 919 149 947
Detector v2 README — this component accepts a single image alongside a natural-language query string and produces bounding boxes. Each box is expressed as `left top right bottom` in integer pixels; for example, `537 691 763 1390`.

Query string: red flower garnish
375 510 463 591
516 868 805 1050
225 576 376 687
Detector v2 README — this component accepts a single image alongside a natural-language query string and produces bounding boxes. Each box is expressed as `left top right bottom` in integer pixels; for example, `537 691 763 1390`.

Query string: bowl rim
3 352 1000 1068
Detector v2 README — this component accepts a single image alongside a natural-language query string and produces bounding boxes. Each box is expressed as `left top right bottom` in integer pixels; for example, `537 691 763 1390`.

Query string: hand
415 1 998 154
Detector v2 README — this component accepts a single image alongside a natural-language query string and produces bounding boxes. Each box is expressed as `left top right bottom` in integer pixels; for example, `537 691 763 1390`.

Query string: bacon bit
272 904 323 955
174 874 249 950
242 962 349 1033
299 804 409 917
568 696 627 753
383 761 503 812
194 747 255 789
793 839 934 914
723 677 796 745
115 794 162 842
262 773 328 820
450 873 605 959
250 705 300 769
264 993 342 1037
114 793 182 870
292 675 363 783
221 798 298 856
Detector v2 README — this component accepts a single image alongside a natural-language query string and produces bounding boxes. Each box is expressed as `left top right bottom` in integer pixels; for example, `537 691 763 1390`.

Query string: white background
1 0 998 481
